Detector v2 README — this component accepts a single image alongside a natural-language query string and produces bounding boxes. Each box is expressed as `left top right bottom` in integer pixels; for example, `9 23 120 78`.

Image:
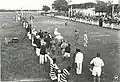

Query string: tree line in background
42 0 120 16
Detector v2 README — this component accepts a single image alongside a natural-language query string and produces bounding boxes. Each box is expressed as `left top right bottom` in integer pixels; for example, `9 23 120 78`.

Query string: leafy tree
42 5 50 12
69 2 96 9
95 1 107 13
52 0 68 11
116 4 120 13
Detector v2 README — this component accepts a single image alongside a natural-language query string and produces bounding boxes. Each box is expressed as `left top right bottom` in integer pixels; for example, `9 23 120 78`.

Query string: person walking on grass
90 53 104 82
65 19 68 26
75 49 83 75
74 30 79 45
84 31 88 47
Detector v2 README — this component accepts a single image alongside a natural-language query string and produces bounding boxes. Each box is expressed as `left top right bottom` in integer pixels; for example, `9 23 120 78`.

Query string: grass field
1 12 120 82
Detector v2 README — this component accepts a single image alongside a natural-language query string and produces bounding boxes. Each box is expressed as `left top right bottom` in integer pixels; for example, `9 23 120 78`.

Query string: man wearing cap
90 53 104 82
75 49 83 75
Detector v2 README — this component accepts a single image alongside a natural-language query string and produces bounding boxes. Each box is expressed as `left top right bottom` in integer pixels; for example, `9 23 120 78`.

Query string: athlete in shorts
90 53 104 82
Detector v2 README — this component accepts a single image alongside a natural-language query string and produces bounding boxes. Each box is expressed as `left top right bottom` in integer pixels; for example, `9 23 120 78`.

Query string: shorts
63 52 70 57
92 66 102 77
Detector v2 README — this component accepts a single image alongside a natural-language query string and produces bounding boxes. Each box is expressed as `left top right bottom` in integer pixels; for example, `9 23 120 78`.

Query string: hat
76 48 81 52
55 28 58 31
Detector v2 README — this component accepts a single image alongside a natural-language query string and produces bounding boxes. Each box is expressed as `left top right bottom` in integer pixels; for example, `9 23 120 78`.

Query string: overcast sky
0 0 119 10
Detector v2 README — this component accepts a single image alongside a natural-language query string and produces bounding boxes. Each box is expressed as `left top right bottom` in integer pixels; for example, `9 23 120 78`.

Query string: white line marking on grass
19 78 50 81
91 34 110 38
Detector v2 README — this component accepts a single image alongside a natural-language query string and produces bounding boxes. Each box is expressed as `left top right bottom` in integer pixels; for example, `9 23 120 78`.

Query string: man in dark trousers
27 24 32 40
38 30 43 39
35 35 41 63
40 43 47 64
99 17 103 27
63 44 71 61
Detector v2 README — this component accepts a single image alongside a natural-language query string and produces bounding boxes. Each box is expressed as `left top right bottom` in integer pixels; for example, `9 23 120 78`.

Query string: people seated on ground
54 28 60 36
63 44 71 61
61 40 68 55
58 66 71 82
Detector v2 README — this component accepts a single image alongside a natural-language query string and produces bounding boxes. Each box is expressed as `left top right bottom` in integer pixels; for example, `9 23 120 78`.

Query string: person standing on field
63 44 71 61
90 53 104 82
84 31 88 47
75 49 83 75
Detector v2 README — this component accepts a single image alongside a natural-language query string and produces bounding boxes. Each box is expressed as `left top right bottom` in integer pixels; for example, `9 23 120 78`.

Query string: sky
0 0 119 10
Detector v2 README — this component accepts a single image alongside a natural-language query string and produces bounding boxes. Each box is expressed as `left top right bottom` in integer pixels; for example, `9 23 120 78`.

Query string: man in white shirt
54 28 60 36
90 53 104 82
61 40 68 55
75 49 83 75
55 33 63 43
84 31 88 47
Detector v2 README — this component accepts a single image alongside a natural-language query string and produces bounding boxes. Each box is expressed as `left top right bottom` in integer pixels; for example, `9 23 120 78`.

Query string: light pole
109 0 114 17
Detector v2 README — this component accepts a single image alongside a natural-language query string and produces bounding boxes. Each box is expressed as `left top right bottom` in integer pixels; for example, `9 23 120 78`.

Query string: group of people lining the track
17 14 105 82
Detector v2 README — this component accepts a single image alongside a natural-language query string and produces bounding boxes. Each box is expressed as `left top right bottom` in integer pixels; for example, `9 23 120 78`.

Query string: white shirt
84 33 88 41
54 30 60 36
75 52 83 63
90 57 104 67
55 35 63 42
41 39 46 45
61 42 68 48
